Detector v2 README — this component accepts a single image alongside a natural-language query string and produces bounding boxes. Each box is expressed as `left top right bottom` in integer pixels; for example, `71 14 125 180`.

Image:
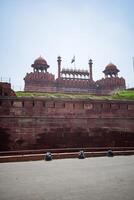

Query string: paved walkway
0 156 134 200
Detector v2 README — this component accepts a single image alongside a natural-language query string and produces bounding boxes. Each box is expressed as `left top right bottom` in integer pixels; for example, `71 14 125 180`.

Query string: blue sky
0 0 134 90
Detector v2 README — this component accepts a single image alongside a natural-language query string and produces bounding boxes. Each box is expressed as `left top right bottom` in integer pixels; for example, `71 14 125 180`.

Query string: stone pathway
0 156 134 200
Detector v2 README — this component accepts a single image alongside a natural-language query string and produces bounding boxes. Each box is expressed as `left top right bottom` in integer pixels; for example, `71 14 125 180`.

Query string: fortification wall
0 97 134 150
0 82 16 97
96 77 126 90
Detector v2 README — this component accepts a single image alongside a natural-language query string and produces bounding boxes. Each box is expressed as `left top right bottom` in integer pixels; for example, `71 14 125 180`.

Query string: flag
71 56 75 63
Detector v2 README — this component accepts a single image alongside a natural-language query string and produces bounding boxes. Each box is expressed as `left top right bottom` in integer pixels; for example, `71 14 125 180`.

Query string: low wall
0 97 134 150
1 150 134 163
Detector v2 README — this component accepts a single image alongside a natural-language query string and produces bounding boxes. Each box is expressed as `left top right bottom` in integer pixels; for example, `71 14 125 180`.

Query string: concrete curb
0 150 134 163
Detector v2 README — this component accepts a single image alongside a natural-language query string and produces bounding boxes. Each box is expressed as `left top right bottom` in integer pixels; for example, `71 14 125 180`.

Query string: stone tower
24 56 55 92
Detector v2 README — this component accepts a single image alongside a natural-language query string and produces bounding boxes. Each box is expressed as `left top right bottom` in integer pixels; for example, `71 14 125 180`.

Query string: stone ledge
0 150 134 163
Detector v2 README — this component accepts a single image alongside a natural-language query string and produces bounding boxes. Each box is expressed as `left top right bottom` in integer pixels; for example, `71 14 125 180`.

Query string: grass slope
112 90 134 100
16 90 134 100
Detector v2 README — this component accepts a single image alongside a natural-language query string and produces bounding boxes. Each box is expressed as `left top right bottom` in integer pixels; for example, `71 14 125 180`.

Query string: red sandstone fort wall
0 97 134 150
0 82 16 97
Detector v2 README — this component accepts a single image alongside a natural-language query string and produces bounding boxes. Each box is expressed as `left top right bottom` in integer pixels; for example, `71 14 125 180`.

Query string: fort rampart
0 97 134 151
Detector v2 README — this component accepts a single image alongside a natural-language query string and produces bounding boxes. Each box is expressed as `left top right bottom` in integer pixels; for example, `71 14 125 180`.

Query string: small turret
88 59 93 81
57 56 62 78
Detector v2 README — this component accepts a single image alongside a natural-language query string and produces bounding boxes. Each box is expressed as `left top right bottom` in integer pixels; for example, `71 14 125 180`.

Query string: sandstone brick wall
0 97 134 150
0 82 16 97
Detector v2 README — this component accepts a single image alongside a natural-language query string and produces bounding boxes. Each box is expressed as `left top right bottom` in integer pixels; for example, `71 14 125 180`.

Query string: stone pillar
89 59 93 81
57 56 61 79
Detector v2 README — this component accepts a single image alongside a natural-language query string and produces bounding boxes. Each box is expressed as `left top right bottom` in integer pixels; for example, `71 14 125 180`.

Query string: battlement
0 97 134 150
96 77 126 90
24 72 55 81
0 97 134 117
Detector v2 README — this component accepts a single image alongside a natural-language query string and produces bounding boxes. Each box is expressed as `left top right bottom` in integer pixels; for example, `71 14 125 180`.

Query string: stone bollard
45 152 52 161
78 150 85 159
107 149 114 157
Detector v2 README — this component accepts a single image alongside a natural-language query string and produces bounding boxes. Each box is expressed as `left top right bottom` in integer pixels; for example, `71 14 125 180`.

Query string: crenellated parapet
96 77 126 91
0 97 134 116
56 78 95 91
61 68 89 78
24 72 55 81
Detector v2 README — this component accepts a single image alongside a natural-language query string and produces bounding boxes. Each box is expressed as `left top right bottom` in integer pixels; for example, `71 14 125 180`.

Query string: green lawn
112 90 134 100
15 91 110 100
15 90 134 100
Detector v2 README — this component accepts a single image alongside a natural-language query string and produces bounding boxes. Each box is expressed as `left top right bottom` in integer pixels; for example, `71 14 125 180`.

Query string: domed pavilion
95 62 126 93
24 56 55 92
31 56 49 72
103 63 120 78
